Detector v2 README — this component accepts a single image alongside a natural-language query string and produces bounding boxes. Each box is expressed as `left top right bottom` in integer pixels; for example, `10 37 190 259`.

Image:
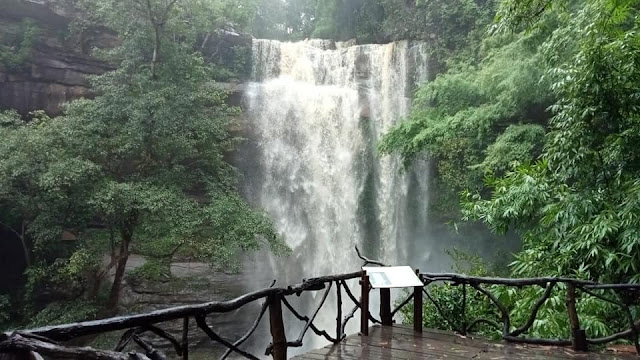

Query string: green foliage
206 43 253 82
209 0 257 29
247 0 493 56
0 110 22 127
0 295 10 324
380 32 551 219
28 300 99 328
0 111 99 255
494 0 570 32
311 0 340 39
0 0 289 322
248 0 317 41
248 0 287 40
477 124 545 175
381 0 495 63
0 19 39 72
464 0 640 283
22 248 98 307
129 259 171 282
392 0 640 342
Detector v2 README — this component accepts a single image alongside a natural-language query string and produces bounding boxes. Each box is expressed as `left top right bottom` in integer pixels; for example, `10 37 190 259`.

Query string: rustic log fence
0 268 382 360
1 249 639 359
406 272 640 355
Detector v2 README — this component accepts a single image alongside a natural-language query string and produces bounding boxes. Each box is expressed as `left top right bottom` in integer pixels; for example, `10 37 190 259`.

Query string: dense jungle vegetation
383 0 640 340
0 0 292 329
1 0 639 344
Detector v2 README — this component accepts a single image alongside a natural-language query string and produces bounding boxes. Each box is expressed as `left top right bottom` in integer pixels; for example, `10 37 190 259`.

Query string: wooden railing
1 251 639 359
0 270 370 360
391 272 640 355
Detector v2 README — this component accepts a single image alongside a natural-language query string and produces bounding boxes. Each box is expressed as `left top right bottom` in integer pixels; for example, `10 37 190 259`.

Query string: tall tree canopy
381 0 640 282
463 0 640 283
0 0 288 325
385 0 640 339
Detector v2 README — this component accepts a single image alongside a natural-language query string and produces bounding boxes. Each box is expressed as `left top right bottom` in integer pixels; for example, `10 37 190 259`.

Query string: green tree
0 19 39 72
464 0 640 283
378 0 495 67
311 0 340 39
0 0 289 319
310 0 384 42
285 0 318 40
249 0 317 41
380 32 551 220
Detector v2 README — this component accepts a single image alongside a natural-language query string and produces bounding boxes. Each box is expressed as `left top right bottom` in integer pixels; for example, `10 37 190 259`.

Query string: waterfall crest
241 39 438 279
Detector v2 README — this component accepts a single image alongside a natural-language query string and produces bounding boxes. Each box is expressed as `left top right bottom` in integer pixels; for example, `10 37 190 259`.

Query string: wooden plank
305 342 458 360
336 340 472 359
363 326 492 352
335 331 482 359
292 325 639 360
384 326 634 359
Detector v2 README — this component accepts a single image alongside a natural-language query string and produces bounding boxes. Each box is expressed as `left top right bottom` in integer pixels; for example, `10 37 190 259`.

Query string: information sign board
362 266 422 288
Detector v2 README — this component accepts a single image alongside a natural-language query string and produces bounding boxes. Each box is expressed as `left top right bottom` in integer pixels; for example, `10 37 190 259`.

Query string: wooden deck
293 325 637 359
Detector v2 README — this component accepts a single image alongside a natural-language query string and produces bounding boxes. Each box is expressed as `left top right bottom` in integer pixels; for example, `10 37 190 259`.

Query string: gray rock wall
0 0 116 116
0 0 251 117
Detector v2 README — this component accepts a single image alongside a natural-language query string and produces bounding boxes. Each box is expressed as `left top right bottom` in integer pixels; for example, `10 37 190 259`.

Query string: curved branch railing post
2 266 639 359
419 272 640 355
566 283 587 351
335 280 343 341
267 294 287 360
180 317 188 360
461 283 467 336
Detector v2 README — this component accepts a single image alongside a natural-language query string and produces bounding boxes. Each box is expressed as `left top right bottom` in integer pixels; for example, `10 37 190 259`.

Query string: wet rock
115 256 269 355
0 1 250 116
0 0 115 116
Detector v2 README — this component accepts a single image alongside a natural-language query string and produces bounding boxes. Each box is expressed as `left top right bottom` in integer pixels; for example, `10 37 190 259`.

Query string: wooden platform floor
293 325 637 359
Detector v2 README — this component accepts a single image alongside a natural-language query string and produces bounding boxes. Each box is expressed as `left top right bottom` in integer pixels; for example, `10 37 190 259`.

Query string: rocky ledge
1 0 252 116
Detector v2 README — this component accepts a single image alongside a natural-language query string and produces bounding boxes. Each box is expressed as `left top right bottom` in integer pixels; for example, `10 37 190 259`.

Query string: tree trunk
89 271 103 300
19 221 30 267
151 24 160 79
106 231 131 314
0 220 31 267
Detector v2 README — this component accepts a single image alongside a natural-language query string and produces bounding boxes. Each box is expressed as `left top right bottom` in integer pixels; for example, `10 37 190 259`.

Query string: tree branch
355 246 386 267
0 219 30 266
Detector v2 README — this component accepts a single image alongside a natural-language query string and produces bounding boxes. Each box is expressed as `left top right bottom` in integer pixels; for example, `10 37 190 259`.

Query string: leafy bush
28 300 98 328
380 32 552 220
128 259 171 282
0 295 10 324
477 124 545 176
400 252 632 340
0 19 39 72
400 250 500 337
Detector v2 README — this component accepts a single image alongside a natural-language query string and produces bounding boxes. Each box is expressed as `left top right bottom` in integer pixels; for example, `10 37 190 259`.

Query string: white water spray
238 39 442 353
242 38 439 278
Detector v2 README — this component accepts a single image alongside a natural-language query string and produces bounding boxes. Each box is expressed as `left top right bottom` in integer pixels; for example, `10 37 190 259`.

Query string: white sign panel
362 266 423 288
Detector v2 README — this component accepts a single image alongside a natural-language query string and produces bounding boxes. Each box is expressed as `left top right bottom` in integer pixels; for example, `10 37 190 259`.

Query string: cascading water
242 39 440 272
237 39 447 353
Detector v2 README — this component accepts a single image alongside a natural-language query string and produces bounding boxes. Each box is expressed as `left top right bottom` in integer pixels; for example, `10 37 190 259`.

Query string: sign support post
360 271 370 336
360 266 423 336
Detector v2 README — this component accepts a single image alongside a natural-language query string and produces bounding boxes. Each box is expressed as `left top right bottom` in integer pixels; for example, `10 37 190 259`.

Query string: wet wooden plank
292 325 638 360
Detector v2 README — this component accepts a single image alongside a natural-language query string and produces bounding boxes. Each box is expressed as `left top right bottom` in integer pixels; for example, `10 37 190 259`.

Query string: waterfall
236 38 445 355
240 39 441 279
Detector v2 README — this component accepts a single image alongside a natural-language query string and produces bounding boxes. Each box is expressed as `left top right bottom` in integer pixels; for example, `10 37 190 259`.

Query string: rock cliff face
107 255 264 356
0 0 116 116
0 0 252 116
